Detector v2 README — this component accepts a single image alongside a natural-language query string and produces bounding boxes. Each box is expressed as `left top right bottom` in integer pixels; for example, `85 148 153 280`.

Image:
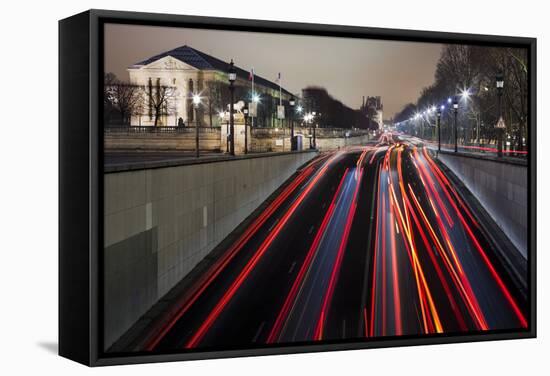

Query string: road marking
268 220 278 232
252 321 266 342
288 261 297 274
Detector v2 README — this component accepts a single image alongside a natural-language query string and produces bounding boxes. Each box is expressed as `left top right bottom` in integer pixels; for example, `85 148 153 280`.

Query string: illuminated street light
252 93 260 103
228 59 236 156
192 93 202 158
289 95 296 150
447 97 452 104
436 106 442 152
453 96 459 152
496 71 505 157
296 105 303 114
243 106 249 154
461 88 470 99
192 94 201 106
440 105 445 111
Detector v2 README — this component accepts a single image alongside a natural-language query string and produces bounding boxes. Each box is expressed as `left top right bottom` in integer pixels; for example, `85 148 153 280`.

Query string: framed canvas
59 9 536 366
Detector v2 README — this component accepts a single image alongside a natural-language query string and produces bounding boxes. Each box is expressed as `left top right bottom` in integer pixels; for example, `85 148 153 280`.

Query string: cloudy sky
104 23 443 118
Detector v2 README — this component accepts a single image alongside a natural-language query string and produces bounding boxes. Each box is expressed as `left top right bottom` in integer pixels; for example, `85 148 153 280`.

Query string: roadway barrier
436 150 527 257
102 150 317 349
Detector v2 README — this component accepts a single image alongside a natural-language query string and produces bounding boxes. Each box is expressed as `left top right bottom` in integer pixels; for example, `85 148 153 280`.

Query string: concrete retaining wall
437 152 527 257
103 151 317 349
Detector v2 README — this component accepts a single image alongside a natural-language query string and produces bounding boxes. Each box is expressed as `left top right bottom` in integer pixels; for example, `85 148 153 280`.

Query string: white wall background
0 0 547 373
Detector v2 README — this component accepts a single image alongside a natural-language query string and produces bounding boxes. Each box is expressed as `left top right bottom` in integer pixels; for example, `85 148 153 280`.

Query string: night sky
104 23 442 118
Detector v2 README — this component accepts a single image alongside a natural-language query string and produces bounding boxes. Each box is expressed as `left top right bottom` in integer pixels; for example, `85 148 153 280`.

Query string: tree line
394 45 528 150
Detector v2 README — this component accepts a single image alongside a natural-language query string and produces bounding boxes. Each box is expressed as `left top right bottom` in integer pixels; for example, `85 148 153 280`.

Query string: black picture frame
59 9 537 366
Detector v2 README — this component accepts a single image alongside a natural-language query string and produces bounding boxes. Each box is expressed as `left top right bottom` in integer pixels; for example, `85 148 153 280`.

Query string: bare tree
204 79 230 127
104 73 143 125
147 79 178 127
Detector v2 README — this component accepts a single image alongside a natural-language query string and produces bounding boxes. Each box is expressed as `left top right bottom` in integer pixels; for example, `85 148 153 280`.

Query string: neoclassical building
127 45 293 127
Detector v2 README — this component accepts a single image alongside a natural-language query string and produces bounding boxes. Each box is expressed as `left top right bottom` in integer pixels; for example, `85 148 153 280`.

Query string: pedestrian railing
104 125 221 134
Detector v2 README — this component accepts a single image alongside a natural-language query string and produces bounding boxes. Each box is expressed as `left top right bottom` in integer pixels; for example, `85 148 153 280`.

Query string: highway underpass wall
103 150 317 350
436 151 527 257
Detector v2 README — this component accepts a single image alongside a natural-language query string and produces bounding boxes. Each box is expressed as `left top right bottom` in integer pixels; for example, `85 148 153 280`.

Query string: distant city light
447 97 452 103
440 105 445 111
431 105 436 112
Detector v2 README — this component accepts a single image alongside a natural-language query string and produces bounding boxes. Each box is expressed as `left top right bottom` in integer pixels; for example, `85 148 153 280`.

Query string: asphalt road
140 133 528 353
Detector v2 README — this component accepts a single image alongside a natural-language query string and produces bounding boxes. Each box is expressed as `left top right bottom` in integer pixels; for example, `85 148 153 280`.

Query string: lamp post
453 96 459 152
436 106 442 152
243 106 249 154
496 71 504 157
225 116 229 153
289 95 296 150
312 112 317 149
228 59 237 156
304 113 312 149
192 94 201 158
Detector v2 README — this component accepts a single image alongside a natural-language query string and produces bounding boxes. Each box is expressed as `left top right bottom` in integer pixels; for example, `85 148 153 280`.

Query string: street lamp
243 106 249 154
289 95 296 150
453 96 459 152
228 59 237 156
496 71 505 157
436 106 445 152
192 94 201 158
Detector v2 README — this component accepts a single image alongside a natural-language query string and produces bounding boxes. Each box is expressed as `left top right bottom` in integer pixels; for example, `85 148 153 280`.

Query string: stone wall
103 151 317 349
316 134 371 151
104 127 221 152
437 152 527 257
104 126 371 155
250 128 371 153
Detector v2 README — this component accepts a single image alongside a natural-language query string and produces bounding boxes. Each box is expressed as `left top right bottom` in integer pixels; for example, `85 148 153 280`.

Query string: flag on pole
249 68 255 81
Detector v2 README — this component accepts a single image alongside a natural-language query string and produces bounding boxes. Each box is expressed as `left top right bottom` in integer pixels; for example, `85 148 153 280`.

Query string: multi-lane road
140 133 528 353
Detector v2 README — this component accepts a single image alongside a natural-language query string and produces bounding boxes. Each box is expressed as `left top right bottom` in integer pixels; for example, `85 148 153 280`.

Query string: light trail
145 161 319 350
314 163 365 340
185 152 341 348
267 168 350 343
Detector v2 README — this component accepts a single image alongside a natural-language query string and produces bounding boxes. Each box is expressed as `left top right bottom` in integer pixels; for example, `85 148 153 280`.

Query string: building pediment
136 56 198 71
